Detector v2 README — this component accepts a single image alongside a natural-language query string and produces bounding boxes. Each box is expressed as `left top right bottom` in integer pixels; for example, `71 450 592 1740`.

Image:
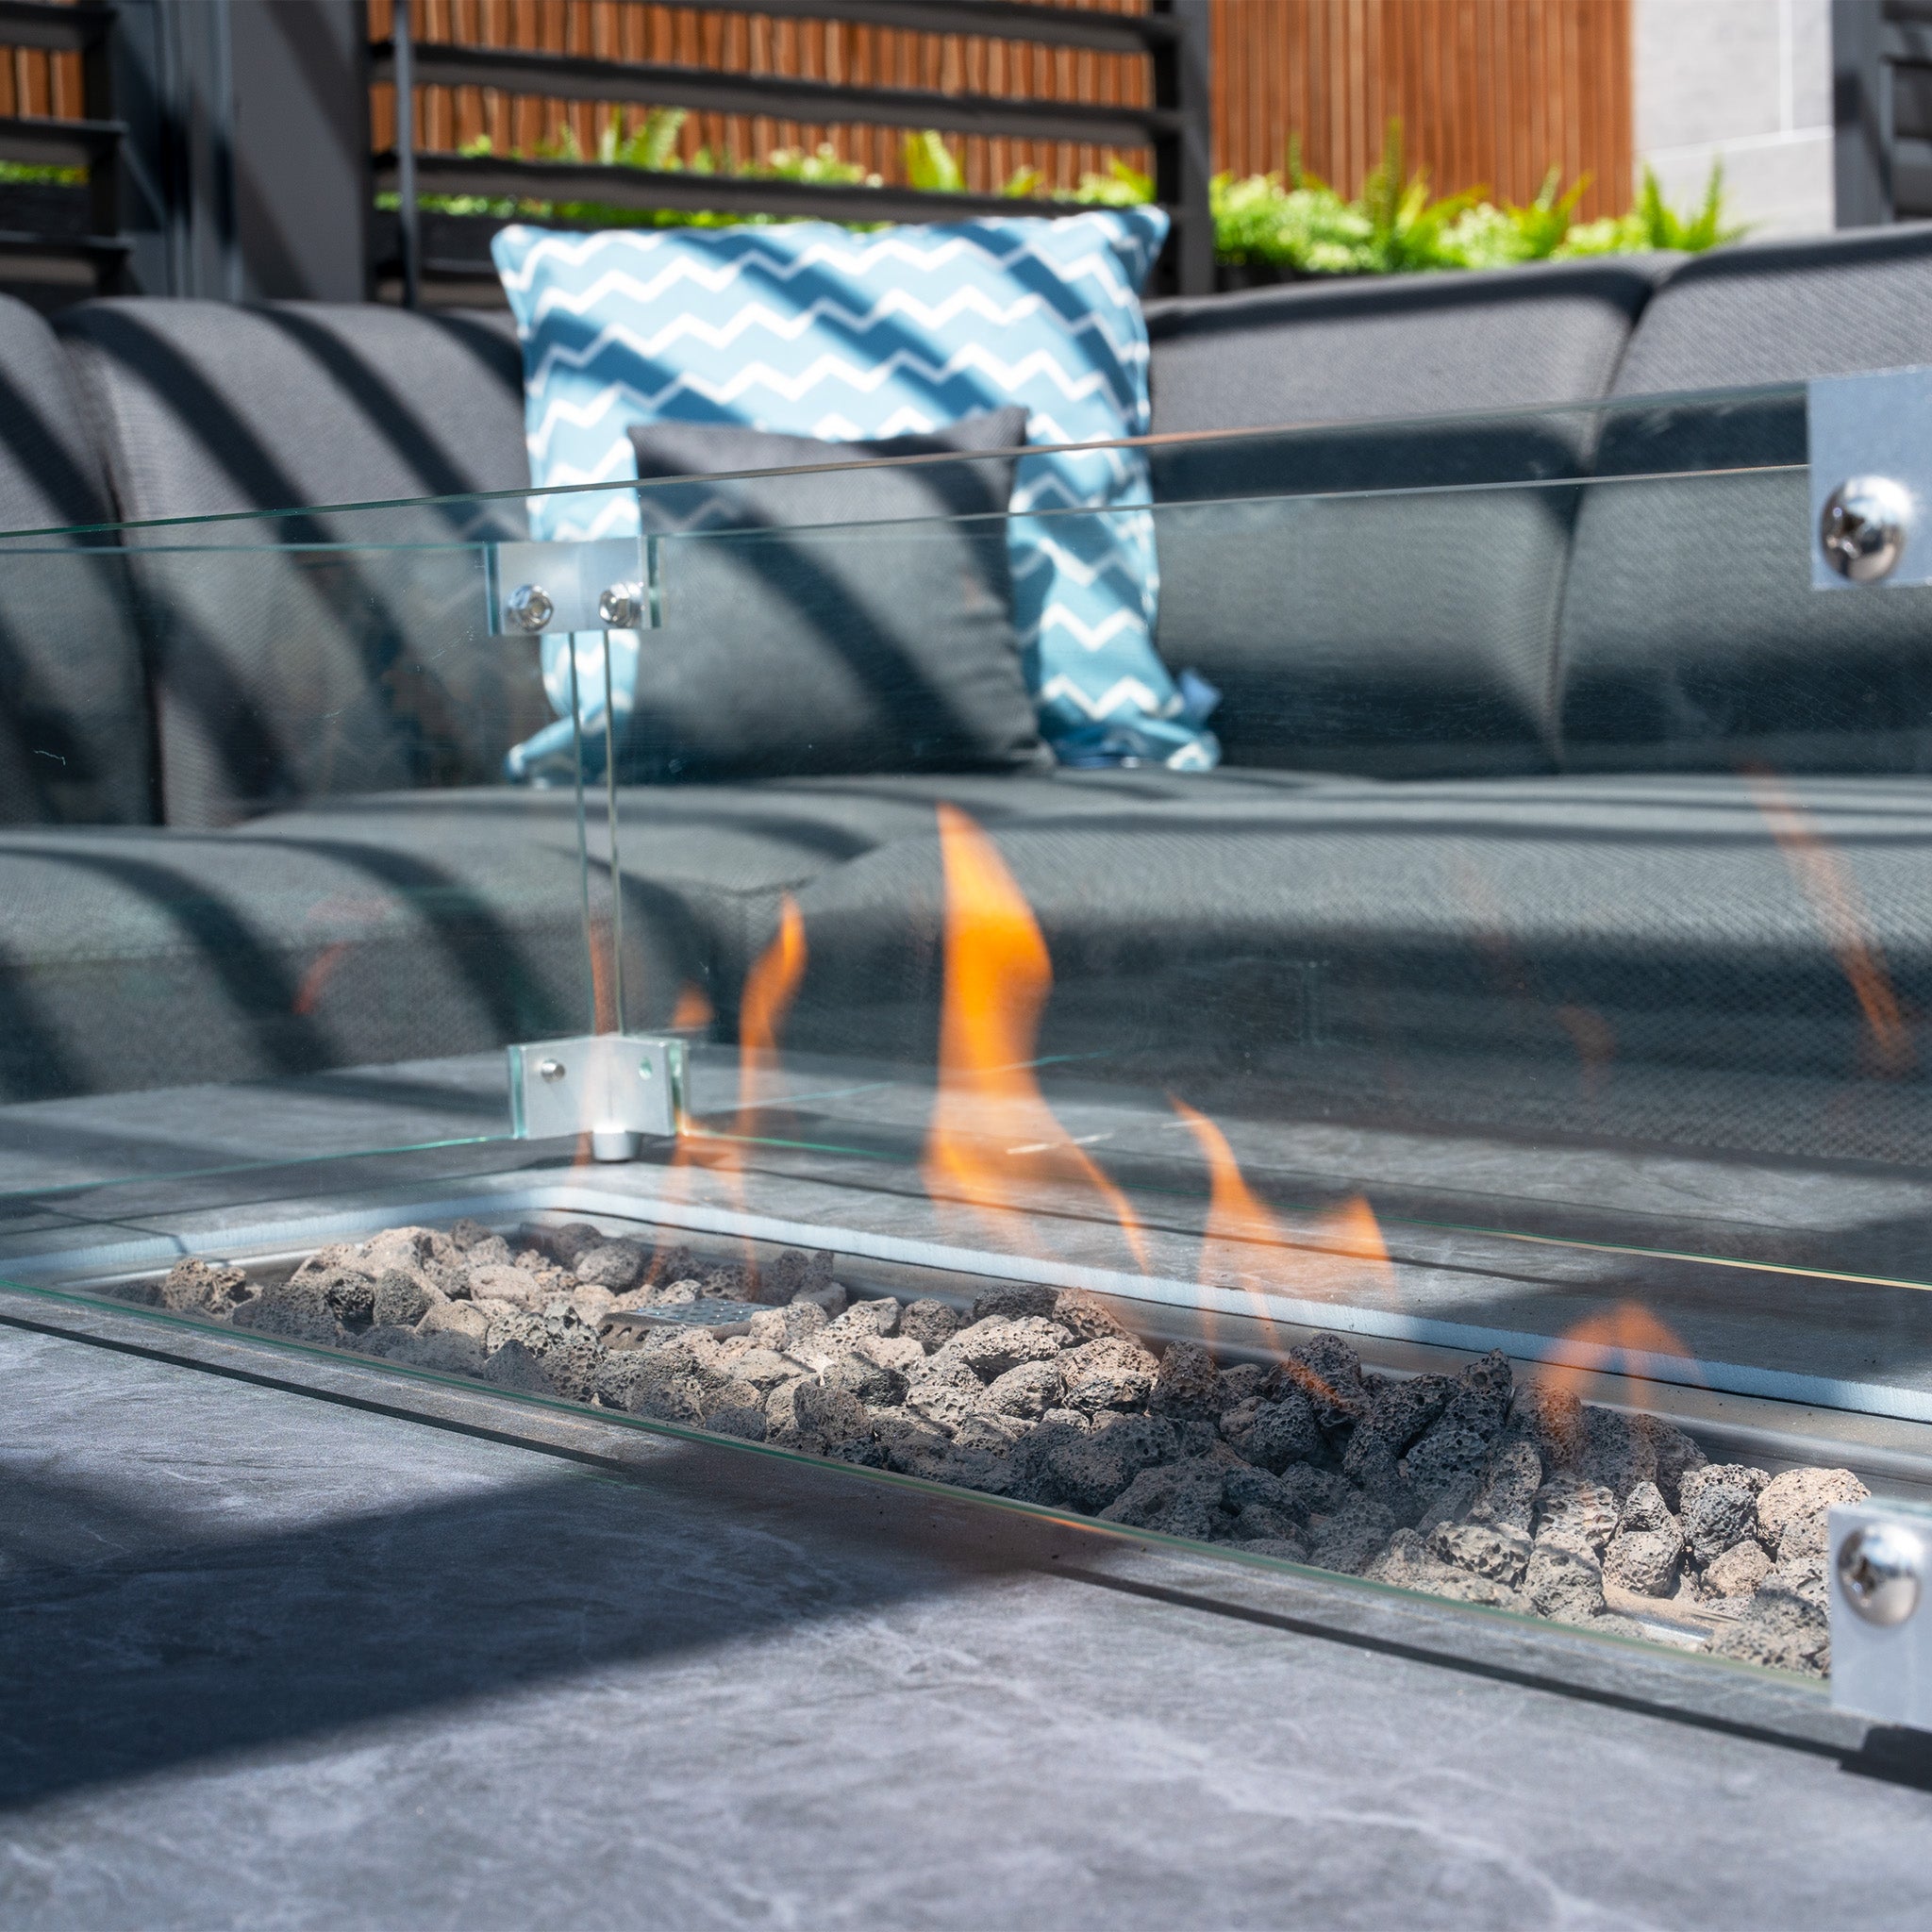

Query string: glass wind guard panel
1 382 1924 1694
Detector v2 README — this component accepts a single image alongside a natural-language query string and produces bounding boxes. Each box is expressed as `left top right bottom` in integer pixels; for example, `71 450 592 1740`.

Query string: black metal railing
370 0 1213 305
1834 0 1932 225
0 0 125 304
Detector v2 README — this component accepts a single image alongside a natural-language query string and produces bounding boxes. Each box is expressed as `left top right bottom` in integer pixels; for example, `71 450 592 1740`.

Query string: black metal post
1151 0 1214 296
1834 0 1893 225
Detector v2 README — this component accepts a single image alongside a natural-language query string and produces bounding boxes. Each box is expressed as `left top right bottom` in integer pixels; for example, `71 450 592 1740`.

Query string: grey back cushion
625 411 1040 779
1557 224 1932 774
0 295 153 825
57 299 547 825
1143 259 1660 776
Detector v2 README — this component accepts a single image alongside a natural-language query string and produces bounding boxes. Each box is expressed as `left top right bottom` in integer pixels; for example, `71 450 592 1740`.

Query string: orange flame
1171 1098 1394 1349
672 982 715 1033
738 893 807 1124
922 803 1146 1269
1746 771 1913 1075
1539 1300 1702 1404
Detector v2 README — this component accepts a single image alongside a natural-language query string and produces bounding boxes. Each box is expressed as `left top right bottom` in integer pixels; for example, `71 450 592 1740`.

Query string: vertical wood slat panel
365 0 1631 218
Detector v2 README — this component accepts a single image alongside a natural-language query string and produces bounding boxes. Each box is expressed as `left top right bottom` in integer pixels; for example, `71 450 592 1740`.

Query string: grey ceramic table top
2 1319 1931 1930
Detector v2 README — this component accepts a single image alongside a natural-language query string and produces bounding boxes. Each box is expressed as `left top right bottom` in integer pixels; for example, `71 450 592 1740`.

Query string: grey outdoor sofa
4 225 1932 1177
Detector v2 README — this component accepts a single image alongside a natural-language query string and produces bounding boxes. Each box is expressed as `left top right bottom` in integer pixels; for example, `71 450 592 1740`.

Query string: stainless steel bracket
1808 365 1932 590
1829 1495 1932 1730
507 1034 686 1162
486 536 662 637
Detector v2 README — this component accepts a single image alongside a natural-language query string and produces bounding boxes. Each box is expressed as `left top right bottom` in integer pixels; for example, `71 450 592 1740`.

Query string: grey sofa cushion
1557 224 1932 774
1141 260 1663 776
0 295 154 826
57 299 541 826
624 410 1040 779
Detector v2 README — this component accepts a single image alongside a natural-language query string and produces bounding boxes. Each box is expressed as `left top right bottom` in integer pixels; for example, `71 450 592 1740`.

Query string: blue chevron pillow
492 212 1219 772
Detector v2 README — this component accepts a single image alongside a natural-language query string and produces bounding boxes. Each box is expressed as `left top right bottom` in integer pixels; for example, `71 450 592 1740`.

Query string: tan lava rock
824 1296 900 1341
747 1302 829 1353
932 1315 1072 1380
1602 1528 1683 1597
765 1377 874 1457
855 1335 925 1378
1532 1475 1620 1557
467 1264 548 1309
982 1357 1064 1420
903 1357 987 1431
1058 1336 1159 1415
1709 1581 1830 1674
158 1257 253 1315
871 1407 955 1477
1754 1466 1869 1562
1429 1520 1533 1587
1524 1541 1607 1624
420 1298 491 1341
1704 1539 1773 1598
898 1299 969 1351
1052 1289 1131 1343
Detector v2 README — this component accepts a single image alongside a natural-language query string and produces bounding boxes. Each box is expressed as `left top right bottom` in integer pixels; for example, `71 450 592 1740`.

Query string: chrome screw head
1837 1522 1924 1625
598 582 645 628
506 583 556 632
1820 476 1913 583
638 1059 654 1080
537 1057 567 1083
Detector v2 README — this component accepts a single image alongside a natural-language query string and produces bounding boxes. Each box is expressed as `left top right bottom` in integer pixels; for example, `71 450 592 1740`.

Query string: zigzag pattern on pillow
493 212 1218 772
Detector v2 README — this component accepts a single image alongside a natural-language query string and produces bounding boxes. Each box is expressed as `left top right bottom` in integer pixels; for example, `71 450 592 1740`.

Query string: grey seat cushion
57 299 539 826
1557 224 1932 774
0 294 153 826
1142 260 1664 777
0 768 1304 1102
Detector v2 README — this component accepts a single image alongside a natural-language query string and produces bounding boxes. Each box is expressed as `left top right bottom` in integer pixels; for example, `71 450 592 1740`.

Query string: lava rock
1467 1435 1543 1531
1402 1422 1490 1502
1436 1350 1515 1440
1508 1381 1588 1472
1150 1341 1222 1423
467 1264 548 1310
1222 1388 1324 1473
1754 1466 1869 1563
158 1258 254 1315
1051 1289 1131 1343
361 1324 488 1375
575 1241 646 1292
899 1299 969 1352
970 1283 1059 1324
904 1357 988 1431
1524 1541 1607 1624
1580 1407 1657 1500
697 1380 768 1441
1430 1520 1533 1587
1356 1374 1454 1457
1215 1363 1273 1410
822 1350 909 1408
932 1316 1071 1381
480 1339 555 1394
982 1358 1063 1420
1274 1463 1356 1518
758 1248 834 1307
1058 1336 1159 1415
854 1335 925 1378
447 1218 494 1250
1012 1412 1180 1513
1603 1528 1683 1597
1619 1480 1676 1535
372 1267 439 1328
1280 1333 1370 1436
766 1378 874 1458
1762 1556 1829 1610
1677 1464 1769 1566
954 1411 1031 1455
1222 1462 1310 1524
870 1407 955 1478
541 1335 608 1405
1637 1418 1707 1509
721 1346 808 1395
1532 1475 1620 1557
1307 1493 1398 1575
1341 1434 1424 1526
1709 1582 1830 1674
1099 1457 1235 1541
229 1278 349 1348
544 1223 604 1265
747 1303 829 1353
420 1299 490 1342
1704 1539 1773 1598
824 1296 900 1341
464 1234 514 1271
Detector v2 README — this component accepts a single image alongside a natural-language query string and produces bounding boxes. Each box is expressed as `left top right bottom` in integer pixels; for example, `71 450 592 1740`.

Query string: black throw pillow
621 408 1039 780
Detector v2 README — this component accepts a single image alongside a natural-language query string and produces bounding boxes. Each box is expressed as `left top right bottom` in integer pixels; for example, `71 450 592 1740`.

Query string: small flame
1540 1300 1702 1404
738 892 807 1124
292 941 352 1017
672 982 715 1033
922 803 1146 1269
1747 771 1913 1074
1171 1098 1394 1346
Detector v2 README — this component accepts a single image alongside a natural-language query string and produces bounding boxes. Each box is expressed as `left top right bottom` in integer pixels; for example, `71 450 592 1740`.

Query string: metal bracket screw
1838 1522 1924 1626
598 581 646 628
1820 476 1913 583
505 582 556 632
538 1057 567 1083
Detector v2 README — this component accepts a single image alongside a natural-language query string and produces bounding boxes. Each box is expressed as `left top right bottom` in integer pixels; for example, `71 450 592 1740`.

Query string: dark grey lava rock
1467 1435 1543 1531
1215 1363 1273 1410
1603 1527 1683 1597
870 1407 954 1479
1430 1520 1533 1587
1524 1541 1607 1624
970 1283 1059 1324
1531 1475 1620 1557
480 1339 555 1394
758 1248 834 1307
1010 1413 1179 1513
1619 1480 1675 1535
541 1335 607 1405
1150 1341 1222 1423
1221 1388 1324 1473
1678 1464 1769 1566
1281 1333 1370 1437
822 1350 909 1409
1051 1289 1131 1344
1307 1492 1397 1575
1099 1457 1235 1541
697 1380 769 1441
447 1219 495 1251
575 1240 646 1292
1709 1582 1830 1674
158 1258 254 1315
1356 1374 1454 1457
1436 1350 1514 1440
545 1222 604 1266
373 1267 438 1328
1402 1422 1490 1503
594 1350 657 1409
933 1315 1071 1381
766 1378 874 1458
1274 1463 1355 1518
1754 1467 1868 1563
1580 1406 1657 1500
1222 1461 1311 1524
1369 1529 1524 1610
359 1324 486 1375
229 1278 349 1348
1058 1336 1159 1414
1637 1417 1707 1509
1341 1433 1424 1527
1508 1381 1587 1472
899 1299 969 1352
